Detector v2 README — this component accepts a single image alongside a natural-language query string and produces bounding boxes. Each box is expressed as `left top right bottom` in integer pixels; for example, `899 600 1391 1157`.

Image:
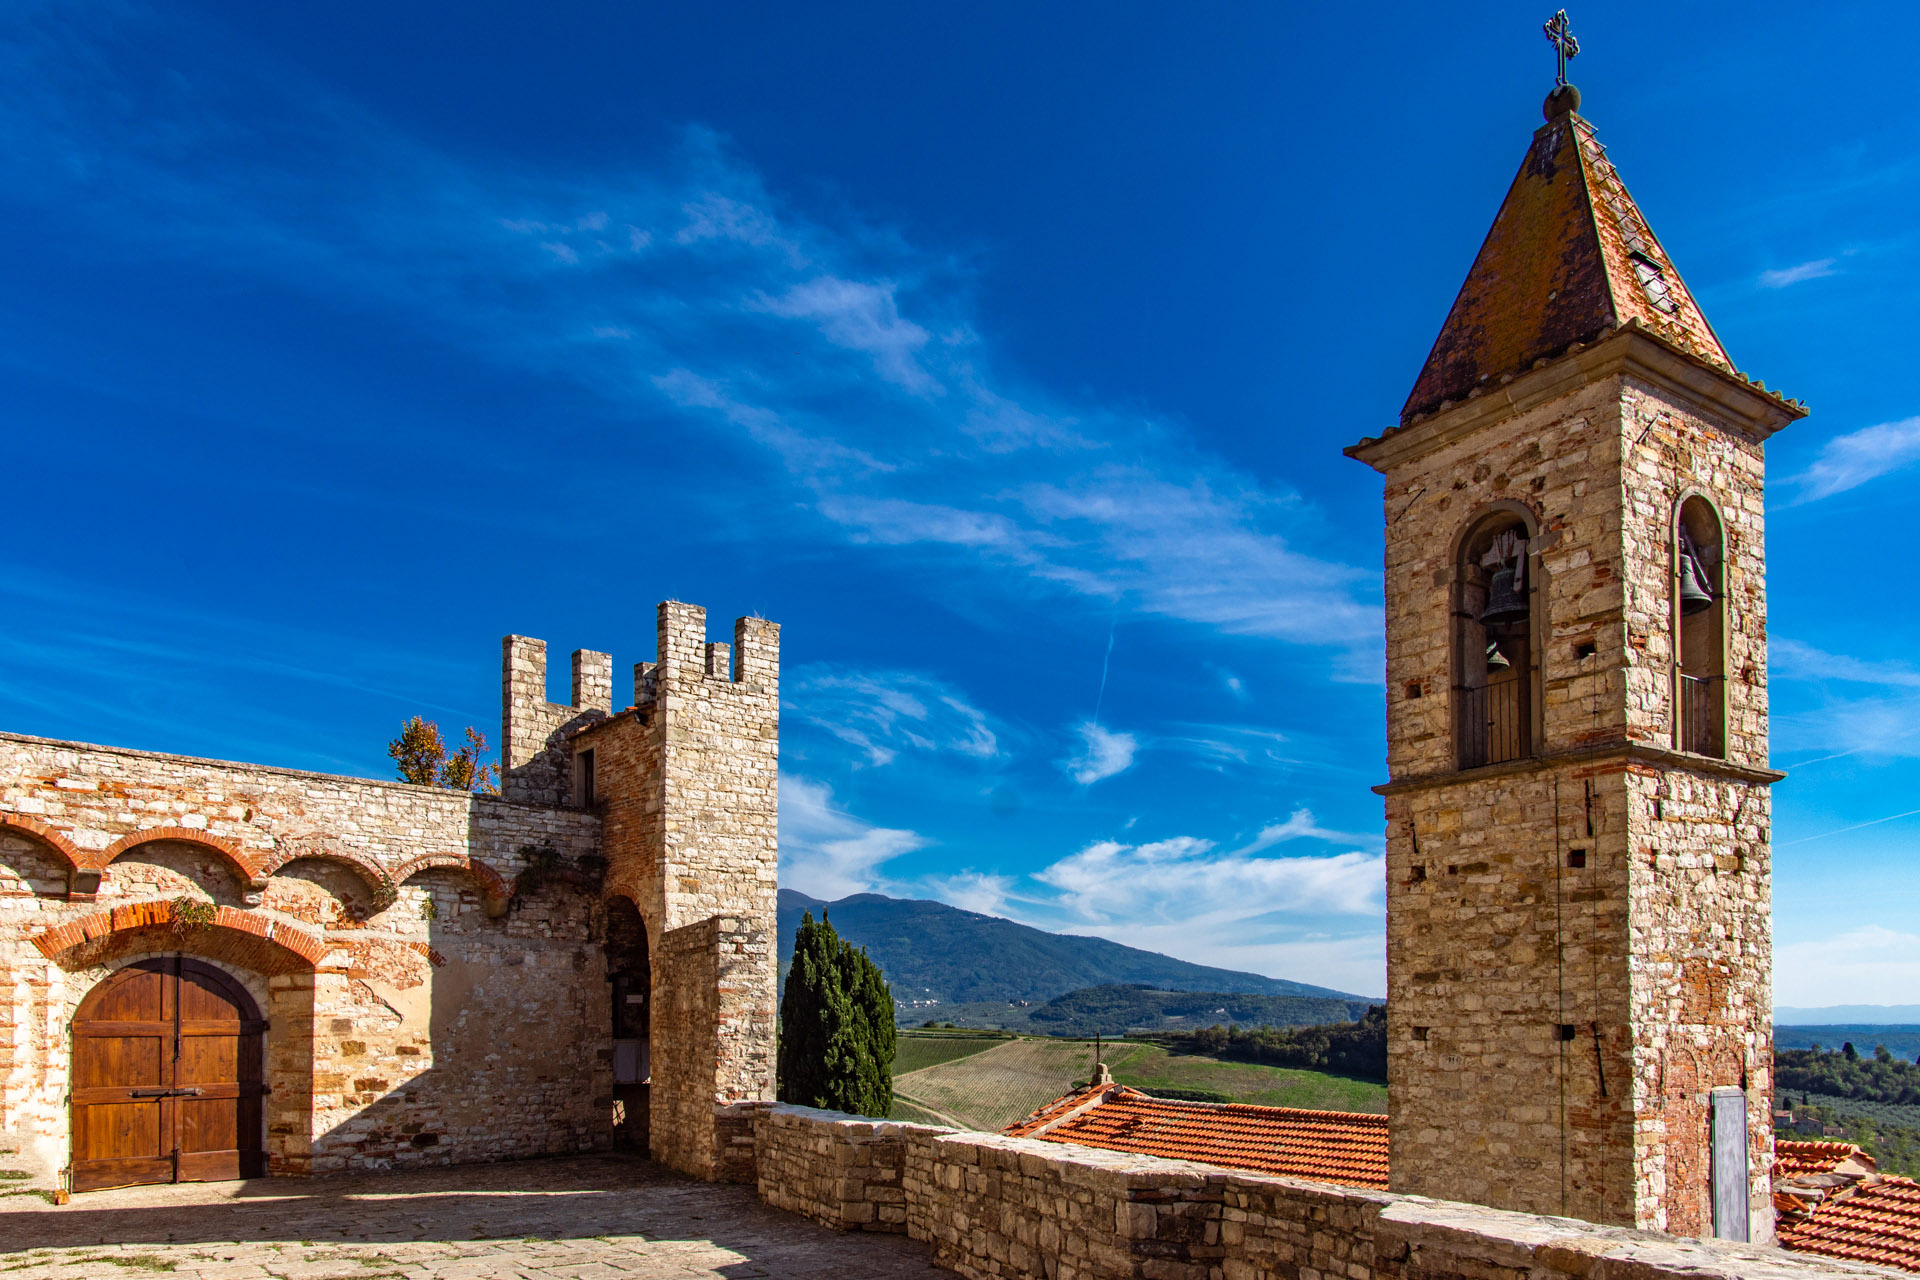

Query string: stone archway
34 906 324 1182
70 956 267 1191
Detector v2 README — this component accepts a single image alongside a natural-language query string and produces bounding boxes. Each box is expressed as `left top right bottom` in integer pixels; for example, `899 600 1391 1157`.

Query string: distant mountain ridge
1777 1005 1920 1026
777 889 1373 1008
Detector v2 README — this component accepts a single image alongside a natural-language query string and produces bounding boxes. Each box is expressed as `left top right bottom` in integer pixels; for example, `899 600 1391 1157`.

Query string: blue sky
3 2 1916 1003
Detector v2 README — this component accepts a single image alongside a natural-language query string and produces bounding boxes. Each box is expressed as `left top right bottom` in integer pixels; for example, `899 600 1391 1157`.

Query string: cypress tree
777 911 894 1117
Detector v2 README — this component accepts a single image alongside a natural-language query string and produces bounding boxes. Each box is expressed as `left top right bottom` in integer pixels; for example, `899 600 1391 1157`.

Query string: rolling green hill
779 889 1374 1013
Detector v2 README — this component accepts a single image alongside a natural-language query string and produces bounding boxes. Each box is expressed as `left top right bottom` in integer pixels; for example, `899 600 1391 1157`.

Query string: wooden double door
71 957 267 1191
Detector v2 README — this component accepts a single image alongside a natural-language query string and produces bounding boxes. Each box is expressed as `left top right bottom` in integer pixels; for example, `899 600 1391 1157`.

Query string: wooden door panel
87 968 168 1023
72 1100 163 1163
71 1154 175 1193
71 957 266 1191
179 1034 238 1085
72 1033 165 1090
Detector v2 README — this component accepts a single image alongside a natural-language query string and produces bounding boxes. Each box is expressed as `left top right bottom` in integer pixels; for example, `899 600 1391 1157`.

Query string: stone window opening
1674 496 1726 758
1453 508 1542 769
574 749 596 808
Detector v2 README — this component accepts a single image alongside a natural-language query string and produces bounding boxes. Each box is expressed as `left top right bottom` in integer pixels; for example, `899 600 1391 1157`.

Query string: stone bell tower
1345 67 1805 1238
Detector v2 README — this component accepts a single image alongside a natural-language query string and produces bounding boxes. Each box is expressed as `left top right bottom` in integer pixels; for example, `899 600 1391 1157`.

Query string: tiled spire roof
1401 96 1732 426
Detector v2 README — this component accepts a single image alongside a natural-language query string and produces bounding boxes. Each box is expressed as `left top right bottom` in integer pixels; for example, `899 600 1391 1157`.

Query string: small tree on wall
387 717 499 794
778 911 895 1117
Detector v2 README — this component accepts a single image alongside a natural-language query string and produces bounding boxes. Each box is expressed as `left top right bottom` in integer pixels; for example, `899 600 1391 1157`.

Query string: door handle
128 1088 204 1098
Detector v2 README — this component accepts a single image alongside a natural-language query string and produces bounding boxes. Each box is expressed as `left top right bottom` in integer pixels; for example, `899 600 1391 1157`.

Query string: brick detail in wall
31 904 329 972
0 814 85 873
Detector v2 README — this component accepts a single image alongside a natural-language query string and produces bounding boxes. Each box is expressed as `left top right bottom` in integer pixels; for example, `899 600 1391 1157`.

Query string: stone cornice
1347 325 1806 474
1372 739 1786 797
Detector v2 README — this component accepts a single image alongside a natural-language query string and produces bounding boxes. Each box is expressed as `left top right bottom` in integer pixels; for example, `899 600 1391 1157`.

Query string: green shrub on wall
778 911 895 1118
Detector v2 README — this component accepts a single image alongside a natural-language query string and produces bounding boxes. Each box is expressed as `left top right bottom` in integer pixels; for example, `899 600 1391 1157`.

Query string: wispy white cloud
1789 415 1920 501
0 1 1377 660
777 774 928 900
1759 257 1838 289
1775 925 1920 1007
999 830 1387 994
1233 807 1378 855
787 667 999 767
1034 835 1382 924
1064 721 1137 784
1774 639 1920 688
1773 639 1920 764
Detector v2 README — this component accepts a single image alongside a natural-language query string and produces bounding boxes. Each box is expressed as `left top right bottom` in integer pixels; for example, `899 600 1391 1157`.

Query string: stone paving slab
0 1155 948 1279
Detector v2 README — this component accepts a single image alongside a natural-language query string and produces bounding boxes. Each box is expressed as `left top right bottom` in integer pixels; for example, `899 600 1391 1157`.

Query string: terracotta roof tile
1004 1086 1387 1190
1776 1139 1872 1181
1773 1140 1920 1273
1402 105 1732 425
1779 1174 1920 1273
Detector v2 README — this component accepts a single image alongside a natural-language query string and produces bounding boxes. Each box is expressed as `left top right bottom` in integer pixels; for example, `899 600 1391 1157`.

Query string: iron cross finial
1543 10 1580 87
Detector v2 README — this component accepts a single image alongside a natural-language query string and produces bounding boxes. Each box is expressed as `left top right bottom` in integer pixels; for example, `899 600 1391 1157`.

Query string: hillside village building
0 601 777 1192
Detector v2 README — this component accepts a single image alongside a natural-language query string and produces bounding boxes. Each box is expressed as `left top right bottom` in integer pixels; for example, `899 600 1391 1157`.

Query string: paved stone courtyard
0 1155 950 1279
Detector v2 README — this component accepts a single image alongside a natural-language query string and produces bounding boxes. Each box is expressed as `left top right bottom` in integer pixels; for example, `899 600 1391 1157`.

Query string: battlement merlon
649 601 779 699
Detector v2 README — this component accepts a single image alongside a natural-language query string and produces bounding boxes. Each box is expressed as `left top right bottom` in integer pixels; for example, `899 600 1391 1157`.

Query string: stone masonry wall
1616 379 1776 1235
1383 761 1636 1227
753 1106 1879 1280
0 732 606 1181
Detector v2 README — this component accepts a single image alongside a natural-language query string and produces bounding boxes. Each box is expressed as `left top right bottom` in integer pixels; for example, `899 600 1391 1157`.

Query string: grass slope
889 1037 1387 1133
893 1032 1010 1075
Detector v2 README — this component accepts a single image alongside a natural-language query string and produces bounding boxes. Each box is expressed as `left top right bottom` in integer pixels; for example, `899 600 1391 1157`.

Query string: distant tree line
1778 1043 1920 1106
1163 1004 1386 1081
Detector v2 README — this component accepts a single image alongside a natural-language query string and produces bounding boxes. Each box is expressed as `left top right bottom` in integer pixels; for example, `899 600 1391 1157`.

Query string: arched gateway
70 957 267 1191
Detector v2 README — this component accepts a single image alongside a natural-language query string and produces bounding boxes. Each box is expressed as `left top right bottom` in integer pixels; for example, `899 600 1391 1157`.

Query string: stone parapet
755 1107 1889 1280
755 1104 948 1231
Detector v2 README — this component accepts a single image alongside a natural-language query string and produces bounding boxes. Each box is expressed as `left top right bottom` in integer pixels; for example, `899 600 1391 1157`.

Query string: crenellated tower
501 602 779 1182
1346 77 1804 1238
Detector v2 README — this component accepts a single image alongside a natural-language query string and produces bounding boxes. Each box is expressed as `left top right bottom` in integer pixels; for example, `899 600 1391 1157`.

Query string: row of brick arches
71 957 266 1192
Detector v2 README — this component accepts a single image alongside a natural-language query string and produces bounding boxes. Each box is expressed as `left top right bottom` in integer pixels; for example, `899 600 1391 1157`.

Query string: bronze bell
1678 550 1715 615
1486 642 1510 672
1479 567 1529 626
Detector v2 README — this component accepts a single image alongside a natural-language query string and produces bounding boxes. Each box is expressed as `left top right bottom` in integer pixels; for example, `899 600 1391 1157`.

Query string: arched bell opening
1453 506 1542 769
603 895 651 1149
1675 496 1727 757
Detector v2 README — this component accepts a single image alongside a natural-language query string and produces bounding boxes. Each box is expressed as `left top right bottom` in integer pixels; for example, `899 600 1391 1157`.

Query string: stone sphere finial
1543 83 1582 119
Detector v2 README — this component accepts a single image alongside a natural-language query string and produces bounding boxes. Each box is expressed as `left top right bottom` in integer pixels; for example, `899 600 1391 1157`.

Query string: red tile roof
1003 1085 1388 1190
1401 104 1735 426
1776 1140 1871 1181
1775 1140 1920 1274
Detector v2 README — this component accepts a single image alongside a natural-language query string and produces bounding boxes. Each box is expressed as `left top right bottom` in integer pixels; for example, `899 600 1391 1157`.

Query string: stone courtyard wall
753 1105 1885 1280
0 732 606 1181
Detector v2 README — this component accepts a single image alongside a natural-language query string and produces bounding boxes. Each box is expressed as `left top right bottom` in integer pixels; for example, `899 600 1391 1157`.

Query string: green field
889 1036 1385 1132
893 1031 1011 1075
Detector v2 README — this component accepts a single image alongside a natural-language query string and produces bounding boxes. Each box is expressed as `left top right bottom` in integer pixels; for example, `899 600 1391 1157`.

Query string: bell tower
1345 62 1805 1238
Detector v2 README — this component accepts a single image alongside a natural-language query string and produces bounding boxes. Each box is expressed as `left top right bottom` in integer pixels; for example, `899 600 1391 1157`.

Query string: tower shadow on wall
305 840 616 1176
